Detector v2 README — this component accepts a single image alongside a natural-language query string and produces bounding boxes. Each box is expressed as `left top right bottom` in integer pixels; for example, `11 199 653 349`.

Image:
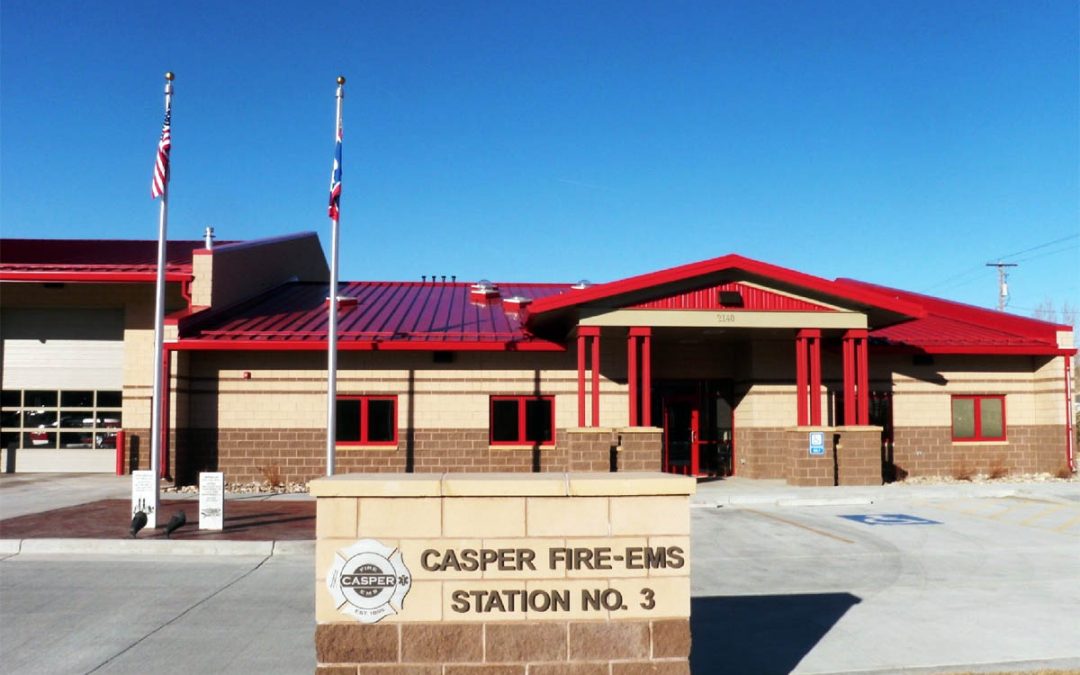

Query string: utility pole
985 261 1018 311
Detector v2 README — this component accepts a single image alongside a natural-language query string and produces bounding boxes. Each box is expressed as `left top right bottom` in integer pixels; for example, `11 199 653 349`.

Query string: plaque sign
199 472 225 530
131 470 157 527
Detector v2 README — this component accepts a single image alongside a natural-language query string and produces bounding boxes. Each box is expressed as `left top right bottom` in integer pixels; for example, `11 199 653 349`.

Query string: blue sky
2 1 1077 319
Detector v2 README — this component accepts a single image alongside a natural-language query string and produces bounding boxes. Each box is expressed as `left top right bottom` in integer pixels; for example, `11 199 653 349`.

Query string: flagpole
326 75 344 476
149 71 174 527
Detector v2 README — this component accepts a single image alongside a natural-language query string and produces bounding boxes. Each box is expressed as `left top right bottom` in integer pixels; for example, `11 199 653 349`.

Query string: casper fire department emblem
326 539 412 623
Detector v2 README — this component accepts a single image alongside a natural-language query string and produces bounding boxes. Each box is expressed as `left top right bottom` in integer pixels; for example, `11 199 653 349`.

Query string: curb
688 486 1033 508
0 538 315 557
690 496 875 508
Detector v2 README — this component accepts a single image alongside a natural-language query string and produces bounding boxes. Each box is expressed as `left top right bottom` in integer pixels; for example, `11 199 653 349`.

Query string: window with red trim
490 396 554 445
336 396 397 445
951 395 1006 441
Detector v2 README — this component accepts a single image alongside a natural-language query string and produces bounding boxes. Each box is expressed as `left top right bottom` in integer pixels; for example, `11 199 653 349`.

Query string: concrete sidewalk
0 473 315 557
2 472 1077 557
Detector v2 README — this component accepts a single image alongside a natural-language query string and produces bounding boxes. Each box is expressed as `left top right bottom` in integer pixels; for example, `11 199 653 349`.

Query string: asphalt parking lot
2 485 1078 675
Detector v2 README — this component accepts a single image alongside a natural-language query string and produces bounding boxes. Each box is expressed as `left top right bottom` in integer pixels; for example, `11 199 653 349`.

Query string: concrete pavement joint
85 553 273 674
0 538 312 557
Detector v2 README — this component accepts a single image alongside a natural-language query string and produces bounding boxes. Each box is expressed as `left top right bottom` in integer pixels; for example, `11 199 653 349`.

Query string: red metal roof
178 281 573 351
0 239 223 282
836 279 1071 355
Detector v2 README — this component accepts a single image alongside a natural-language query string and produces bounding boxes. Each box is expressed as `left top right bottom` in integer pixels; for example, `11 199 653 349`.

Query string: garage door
1 309 124 472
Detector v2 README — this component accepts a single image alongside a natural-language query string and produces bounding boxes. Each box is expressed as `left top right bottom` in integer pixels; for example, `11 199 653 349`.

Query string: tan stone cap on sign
309 472 696 498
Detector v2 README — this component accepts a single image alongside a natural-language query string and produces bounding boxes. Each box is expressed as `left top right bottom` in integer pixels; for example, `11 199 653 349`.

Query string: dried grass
1054 463 1076 480
258 463 284 487
987 455 1009 480
951 460 974 481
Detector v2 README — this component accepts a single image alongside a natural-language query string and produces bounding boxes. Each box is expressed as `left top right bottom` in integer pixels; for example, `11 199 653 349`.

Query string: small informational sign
840 514 942 526
199 472 225 530
808 431 825 456
131 470 157 528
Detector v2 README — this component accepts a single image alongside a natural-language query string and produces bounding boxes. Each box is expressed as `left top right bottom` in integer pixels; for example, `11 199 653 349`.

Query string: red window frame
336 395 398 446
489 395 555 445
951 394 1006 442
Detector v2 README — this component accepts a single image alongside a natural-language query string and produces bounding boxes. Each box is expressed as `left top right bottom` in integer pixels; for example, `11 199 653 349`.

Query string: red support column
795 333 808 426
627 332 639 426
1065 354 1075 471
641 331 652 426
629 328 652 427
591 330 601 427
808 330 822 426
577 332 587 427
855 331 869 425
842 332 856 425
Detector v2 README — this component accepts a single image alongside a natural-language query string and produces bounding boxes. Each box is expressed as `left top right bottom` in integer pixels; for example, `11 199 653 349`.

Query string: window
951 395 1005 441
336 396 397 446
0 389 123 450
490 396 554 445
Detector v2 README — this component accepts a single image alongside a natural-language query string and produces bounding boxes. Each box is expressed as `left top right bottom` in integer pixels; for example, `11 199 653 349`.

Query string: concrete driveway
691 492 1080 673
2 478 1078 674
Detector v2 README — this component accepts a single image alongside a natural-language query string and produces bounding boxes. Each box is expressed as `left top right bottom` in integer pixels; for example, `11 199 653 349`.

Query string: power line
920 233 1079 295
997 233 1078 261
1012 242 1079 265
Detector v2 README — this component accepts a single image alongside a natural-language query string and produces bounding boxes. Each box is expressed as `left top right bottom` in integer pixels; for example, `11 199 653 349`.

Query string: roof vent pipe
204 227 215 250
422 275 427 283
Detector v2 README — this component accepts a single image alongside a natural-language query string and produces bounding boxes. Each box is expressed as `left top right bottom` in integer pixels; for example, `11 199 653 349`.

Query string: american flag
328 124 342 219
151 105 172 199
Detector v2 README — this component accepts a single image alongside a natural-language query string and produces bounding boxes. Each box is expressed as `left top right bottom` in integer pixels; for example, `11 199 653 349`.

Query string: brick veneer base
129 427 663 485
733 428 788 479
314 620 690 674
891 425 1066 479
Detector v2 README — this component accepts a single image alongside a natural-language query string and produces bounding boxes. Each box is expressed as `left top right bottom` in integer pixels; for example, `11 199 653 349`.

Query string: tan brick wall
183 350 613 430
876 354 1068 429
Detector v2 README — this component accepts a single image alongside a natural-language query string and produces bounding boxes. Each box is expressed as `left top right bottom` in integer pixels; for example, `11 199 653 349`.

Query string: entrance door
659 381 735 477
662 396 700 475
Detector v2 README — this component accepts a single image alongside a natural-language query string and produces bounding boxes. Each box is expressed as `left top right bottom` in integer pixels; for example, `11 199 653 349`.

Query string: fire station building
1 232 1074 486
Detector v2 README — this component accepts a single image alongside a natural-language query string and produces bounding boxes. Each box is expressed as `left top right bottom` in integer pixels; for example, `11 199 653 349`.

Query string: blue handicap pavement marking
839 514 942 526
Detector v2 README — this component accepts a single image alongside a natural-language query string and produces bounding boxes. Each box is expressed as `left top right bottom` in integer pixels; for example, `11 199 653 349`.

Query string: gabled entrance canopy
524 254 926 337
523 254 927 438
